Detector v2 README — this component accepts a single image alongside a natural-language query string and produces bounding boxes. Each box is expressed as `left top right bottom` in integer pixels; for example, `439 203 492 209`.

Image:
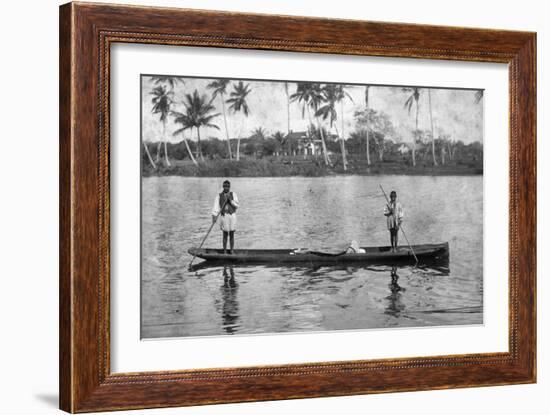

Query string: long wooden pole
379 185 418 264
189 198 229 268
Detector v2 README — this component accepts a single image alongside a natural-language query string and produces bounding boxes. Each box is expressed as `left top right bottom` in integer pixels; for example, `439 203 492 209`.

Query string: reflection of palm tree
150 85 173 167
226 81 252 161
403 87 420 167
221 266 239 334
207 79 233 159
182 90 220 162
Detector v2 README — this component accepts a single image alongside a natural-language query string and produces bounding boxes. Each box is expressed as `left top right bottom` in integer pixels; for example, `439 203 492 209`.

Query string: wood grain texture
59 3 73 411
59 2 536 412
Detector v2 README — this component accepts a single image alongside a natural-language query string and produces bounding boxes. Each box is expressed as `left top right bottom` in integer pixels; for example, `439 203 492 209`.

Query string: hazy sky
141 75 483 145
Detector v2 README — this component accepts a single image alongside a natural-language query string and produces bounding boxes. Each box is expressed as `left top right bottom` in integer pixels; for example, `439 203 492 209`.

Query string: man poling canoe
380 185 418 263
211 180 240 254
383 190 404 252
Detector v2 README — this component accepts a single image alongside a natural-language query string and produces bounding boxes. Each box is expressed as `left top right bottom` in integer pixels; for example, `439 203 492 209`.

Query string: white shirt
212 192 240 216
384 201 404 220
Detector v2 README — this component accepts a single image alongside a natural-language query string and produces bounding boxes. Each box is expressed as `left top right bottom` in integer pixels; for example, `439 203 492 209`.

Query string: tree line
145 76 483 170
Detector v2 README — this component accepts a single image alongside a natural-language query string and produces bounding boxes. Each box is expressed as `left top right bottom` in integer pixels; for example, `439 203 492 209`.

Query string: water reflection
385 266 406 318
142 175 482 338
220 266 239 334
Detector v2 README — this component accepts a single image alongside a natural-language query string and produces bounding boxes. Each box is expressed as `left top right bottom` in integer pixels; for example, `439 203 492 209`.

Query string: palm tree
181 90 221 161
364 85 371 166
150 75 184 91
170 110 198 166
284 83 291 155
338 85 354 142
207 79 233 159
290 82 330 166
316 84 349 170
251 126 267 140
338 85 353 169
142 139 157 169
144 77 180 169
150 85 173 166
428 89 438 166
403 87 421 167
474 90 484 104
150 75 185 165
226 81 252 161
271 131 287 151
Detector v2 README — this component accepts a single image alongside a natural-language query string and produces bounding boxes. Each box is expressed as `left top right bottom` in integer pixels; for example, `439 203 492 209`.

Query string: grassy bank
143 156 483 177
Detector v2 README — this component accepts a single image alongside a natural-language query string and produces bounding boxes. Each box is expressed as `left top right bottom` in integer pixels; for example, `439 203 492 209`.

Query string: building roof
285 131 308 140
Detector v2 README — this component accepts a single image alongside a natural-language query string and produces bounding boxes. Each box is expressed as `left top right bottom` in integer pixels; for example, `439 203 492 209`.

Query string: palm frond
404 96 414 113
474 90 484 104
150 76 184 90
226 81 252 116
207 79 230 99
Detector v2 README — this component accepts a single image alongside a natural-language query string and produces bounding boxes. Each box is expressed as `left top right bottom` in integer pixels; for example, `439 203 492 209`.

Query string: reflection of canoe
188 242 449 265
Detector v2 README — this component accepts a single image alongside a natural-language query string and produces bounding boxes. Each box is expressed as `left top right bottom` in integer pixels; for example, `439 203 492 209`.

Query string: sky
141 75 483 145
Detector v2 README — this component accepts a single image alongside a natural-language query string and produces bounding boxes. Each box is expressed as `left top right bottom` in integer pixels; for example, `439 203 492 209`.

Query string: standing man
383 190 404 252
212 180 239 254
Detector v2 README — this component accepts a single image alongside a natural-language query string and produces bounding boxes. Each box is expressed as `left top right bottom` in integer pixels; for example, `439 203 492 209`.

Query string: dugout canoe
188 242 449 265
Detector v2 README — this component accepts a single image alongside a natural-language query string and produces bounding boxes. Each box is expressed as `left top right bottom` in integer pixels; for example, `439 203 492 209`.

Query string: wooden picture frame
59 2 536 412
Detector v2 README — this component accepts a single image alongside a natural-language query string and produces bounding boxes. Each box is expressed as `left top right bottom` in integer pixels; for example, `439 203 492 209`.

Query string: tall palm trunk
163 141 171 166
181 132 198 166
305 106 313 159
285 83 291 155
162 122 171 167
307 103 330 165
334 123 347 171
236 117 243 161
220 97 232 160
428 89 437 166
143 142 157 169
412 100 418 167
317 118 330 166
156 120 169 165
365 86 371 166
155 141 162 163
196 127 204 162
339 100 347 171
447 141 454 161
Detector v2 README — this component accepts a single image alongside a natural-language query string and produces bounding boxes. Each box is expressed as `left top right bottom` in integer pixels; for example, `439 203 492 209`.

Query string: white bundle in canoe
292 240 366 255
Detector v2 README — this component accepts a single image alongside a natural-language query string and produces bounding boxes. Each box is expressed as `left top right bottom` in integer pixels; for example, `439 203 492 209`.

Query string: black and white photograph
3 0 545 413
140 74 484 339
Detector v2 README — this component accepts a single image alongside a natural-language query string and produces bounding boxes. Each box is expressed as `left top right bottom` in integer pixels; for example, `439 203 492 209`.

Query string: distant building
286 130 332 156
396 143 410 154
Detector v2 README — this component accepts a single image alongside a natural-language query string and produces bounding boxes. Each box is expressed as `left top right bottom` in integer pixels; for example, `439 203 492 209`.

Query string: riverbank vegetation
142 136 483 177
143 75 483 176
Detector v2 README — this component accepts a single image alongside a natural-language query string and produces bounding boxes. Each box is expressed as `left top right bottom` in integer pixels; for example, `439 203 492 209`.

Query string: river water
141 175 483 338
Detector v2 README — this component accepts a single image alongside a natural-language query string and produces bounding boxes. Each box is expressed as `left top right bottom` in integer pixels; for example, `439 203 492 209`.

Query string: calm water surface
141 175 483 338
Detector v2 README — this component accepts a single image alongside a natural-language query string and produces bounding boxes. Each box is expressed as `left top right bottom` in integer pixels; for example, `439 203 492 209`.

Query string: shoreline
142 158 483 178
